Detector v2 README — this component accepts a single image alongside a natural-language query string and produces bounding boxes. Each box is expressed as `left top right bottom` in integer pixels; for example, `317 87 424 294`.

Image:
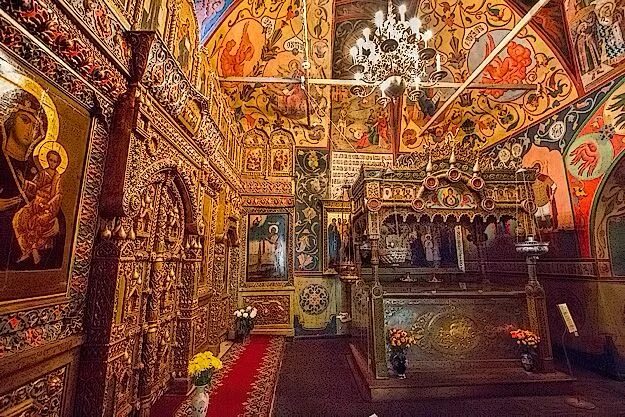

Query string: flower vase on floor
188 352 222 417
234 319 249 342
520 351 537 372
233 306 258 343
510 329 541 373
190 384 209 417
390 348 407 378
388 328 415 379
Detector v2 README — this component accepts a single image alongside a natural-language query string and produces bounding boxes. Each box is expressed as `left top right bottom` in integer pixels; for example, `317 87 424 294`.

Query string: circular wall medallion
481 198 496 211
564 133 613 181
447 168 461 182
299 284 330 315
511 143 524 159
366 198 382 212
411 198 425 211
423 175 438 190
548 121 566 141
470 176 484 190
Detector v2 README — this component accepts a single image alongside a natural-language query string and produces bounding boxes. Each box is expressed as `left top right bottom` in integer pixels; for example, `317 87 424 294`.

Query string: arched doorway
137 171 189 416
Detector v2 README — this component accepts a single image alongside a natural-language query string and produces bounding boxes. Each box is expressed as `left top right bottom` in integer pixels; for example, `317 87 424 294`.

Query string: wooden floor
274 337 625 417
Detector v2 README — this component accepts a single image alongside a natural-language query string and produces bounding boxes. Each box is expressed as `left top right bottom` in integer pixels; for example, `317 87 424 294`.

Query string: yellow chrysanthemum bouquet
188 351 223 387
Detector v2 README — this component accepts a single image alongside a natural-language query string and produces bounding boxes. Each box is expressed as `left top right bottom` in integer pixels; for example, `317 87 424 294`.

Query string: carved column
368 236 388 378
517 238 554 372
473 221 490 286
77 221 143 417
137 245 165 417
171 235 202 394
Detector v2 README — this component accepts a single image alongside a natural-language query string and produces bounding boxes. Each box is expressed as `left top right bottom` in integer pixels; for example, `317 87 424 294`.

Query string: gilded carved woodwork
0 0 243 415
242 295 291 326
242 196 296 207
0 0 128 99
0 367 66 417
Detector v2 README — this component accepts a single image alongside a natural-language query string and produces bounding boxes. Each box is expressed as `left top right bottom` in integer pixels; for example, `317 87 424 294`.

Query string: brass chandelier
349 0 447 105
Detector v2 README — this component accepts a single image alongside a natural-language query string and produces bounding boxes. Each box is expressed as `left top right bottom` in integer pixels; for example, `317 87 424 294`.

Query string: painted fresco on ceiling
399 0 577 152
329 1 415 153
204 0 332 148
330 87 393 152
196 0 235 42
565 0 625 90
513 0 578 78
173 0 199 78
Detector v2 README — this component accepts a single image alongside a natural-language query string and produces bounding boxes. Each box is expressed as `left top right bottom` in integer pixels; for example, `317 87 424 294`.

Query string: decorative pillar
170 234 203 394
368 236 388 378
516 236 554 372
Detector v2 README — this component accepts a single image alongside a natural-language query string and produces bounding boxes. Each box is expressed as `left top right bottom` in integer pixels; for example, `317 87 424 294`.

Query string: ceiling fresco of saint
203 0 333 148
201 0 588 154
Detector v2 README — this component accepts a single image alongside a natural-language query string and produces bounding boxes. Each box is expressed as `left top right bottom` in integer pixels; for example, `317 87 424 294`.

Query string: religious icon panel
0 65 91 302
246 213 289 282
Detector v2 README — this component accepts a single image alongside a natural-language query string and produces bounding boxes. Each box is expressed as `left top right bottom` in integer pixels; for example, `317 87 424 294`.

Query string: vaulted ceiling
196 0 582 153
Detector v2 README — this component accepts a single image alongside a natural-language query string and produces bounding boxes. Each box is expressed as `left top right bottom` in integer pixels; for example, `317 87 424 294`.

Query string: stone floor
274 338 625 417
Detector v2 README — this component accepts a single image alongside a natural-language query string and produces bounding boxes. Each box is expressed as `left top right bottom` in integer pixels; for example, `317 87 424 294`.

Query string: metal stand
561 326 596 410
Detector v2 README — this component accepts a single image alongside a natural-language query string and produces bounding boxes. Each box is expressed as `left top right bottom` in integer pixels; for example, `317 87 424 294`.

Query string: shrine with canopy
343 141 572 400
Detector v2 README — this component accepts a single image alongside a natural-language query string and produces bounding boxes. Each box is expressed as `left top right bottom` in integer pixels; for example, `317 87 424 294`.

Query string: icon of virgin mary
0 88 66 270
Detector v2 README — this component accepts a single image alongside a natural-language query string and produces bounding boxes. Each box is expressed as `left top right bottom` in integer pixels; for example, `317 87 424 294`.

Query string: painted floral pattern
295 149 328 271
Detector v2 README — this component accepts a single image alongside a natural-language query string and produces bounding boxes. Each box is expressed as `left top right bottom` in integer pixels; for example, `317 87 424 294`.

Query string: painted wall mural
564 79 625 257
203 0 333 147
522 145 575 231
0 69 90 303
295 149 328 272
565 0 625 90
592 155 625 275
480 75 624 258
398 0 578 152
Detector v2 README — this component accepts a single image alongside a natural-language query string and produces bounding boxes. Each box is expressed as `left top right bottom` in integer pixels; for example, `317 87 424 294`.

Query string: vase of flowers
388 327 415 379
188 351 222 417
510 329 540 372
234 306 258 342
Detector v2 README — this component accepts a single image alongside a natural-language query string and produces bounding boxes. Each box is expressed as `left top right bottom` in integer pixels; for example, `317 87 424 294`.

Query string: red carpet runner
173 335 285 417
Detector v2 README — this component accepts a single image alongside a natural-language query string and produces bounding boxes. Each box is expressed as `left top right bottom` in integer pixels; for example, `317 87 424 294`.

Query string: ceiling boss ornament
349 0 447 105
